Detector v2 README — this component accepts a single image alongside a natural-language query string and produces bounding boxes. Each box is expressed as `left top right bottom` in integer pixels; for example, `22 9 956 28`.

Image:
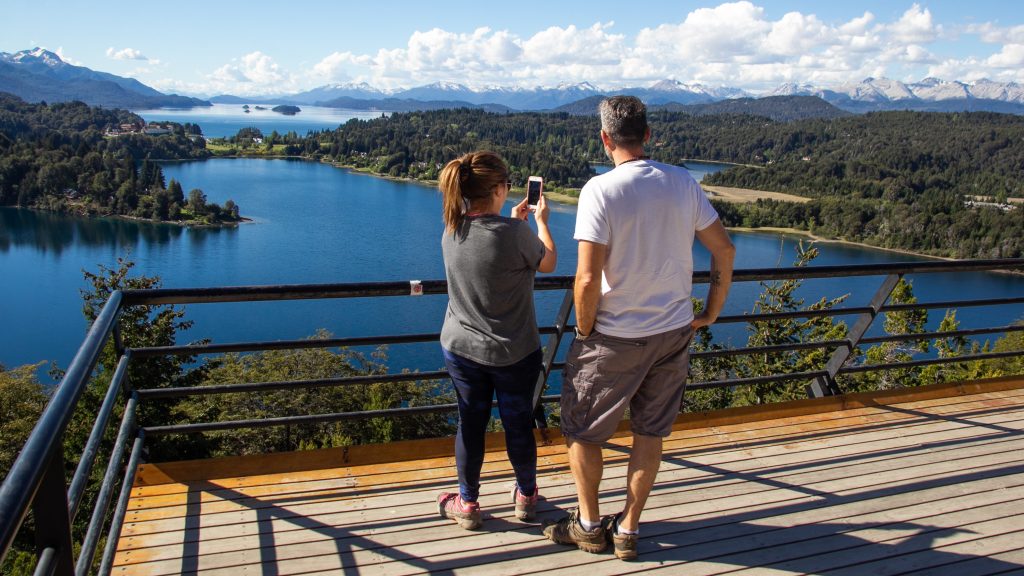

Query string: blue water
133 104 386 138
2 158 1023 383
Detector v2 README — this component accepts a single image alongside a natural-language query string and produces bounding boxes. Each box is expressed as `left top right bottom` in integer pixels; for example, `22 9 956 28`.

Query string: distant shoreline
174 155 978 262
728 226 954 261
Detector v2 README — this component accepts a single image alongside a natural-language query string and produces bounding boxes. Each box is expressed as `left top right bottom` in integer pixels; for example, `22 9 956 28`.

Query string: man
544 96 735 560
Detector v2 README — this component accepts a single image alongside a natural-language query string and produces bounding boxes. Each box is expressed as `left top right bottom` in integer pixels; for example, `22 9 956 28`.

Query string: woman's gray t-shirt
441 215 546 366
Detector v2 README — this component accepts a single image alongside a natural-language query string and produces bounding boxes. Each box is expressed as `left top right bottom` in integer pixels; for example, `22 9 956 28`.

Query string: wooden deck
116 377 1024 575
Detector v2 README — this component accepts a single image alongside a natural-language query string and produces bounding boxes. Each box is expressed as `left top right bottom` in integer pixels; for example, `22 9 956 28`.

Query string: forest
0 93 241 224
291 107 1024 258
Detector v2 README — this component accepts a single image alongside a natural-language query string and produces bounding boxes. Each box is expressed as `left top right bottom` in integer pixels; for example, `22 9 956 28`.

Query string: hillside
0 93 241 224
0 48 210 109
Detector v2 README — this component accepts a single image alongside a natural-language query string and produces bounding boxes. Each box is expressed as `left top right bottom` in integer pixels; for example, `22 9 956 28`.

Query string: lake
133 104 387 138
3 158 1023 383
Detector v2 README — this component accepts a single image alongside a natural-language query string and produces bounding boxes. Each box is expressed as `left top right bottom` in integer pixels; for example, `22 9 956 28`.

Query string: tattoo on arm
710 270 722 287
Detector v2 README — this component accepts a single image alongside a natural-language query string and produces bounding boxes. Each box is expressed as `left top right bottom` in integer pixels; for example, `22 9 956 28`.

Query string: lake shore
728 226 954 261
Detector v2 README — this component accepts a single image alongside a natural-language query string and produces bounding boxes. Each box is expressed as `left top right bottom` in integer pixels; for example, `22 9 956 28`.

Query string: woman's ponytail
439 151 507 234
440 154 472 233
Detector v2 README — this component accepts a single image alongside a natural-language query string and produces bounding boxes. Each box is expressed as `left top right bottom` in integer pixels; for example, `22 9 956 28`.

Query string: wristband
574 326 590 340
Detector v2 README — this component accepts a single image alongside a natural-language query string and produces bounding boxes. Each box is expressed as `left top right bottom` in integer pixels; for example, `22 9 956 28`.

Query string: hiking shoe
510 484 538 522
542 507 607 553
602 513 638 560
437 492 482 530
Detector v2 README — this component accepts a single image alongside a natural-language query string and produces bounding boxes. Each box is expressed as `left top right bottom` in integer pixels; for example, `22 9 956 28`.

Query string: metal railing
2 259 1024 575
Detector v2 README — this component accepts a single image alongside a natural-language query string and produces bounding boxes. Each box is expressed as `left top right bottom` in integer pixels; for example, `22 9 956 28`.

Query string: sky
4 0 1024 97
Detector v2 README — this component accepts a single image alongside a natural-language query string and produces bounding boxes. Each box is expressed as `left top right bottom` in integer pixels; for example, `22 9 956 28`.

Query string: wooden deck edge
134 375 1024 486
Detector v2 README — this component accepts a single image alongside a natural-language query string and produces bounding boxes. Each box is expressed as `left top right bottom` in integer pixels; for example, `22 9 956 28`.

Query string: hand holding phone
527 176 543 209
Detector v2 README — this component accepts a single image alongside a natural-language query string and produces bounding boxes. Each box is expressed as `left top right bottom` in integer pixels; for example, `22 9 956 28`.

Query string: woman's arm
534 194 557 272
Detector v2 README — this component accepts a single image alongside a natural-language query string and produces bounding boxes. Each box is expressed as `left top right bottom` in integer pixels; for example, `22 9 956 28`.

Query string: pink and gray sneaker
437 492 482 530
510 484 539 521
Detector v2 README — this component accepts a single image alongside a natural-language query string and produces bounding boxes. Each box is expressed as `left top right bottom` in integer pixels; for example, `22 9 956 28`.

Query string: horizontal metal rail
130 326 561 358
881 296 1024 312
144 394 568 437
120 259 1024 306
136 370 450 400
838 350 1024 374
691 340 850 359
860 324 1024 345
690 370 831 390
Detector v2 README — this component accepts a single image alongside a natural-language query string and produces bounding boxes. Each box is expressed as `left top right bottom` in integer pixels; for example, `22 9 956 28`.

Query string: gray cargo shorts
560 324 694 444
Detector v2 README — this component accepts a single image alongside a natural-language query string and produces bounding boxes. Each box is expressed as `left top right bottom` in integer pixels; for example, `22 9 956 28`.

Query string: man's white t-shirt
574 159 719 338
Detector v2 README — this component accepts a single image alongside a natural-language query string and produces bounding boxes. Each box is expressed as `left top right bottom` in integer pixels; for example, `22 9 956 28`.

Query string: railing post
532 287 575 432
808 273 902 397
32 450 74 576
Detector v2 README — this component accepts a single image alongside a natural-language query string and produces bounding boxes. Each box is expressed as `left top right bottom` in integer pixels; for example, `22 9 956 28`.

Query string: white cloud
52 46 82 66
311 51 368 83
887 4 940 45
967 23 1024 45
106 47 148 61
988 44 1024 68
205 51 298 95
180 3 1024 95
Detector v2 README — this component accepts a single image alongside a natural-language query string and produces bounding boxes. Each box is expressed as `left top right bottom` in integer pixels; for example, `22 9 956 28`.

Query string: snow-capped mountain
966 79 1024 104
287 82 388 104
4 47 65 69
909 77 970 101
639 79 750 104
0 47 209 108
833 77 916 102
769 76 1024 104
767 83 819 97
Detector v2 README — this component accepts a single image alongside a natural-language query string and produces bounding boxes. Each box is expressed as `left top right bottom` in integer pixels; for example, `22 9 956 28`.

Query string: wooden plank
914 547 1024 575
113 380 1024 575
132 377 1024 487
497 494 1024 576
112 434 1024 569
114 467 1024 574
117 409 1024 548
801 525 1024 576
125 385 1024 502
122 394 1024 520
120 407 1024 527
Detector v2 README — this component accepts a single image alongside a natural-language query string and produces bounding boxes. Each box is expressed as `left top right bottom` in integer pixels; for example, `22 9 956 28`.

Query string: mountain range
223 76 1024 115
2 47 1023 116
0 48 209 109
768 77 1024 114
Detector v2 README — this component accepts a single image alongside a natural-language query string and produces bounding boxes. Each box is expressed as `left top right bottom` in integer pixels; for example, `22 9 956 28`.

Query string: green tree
78 258 206 461
187 188 206 216
732 244 849 405
170 332 454 458
0 363 49 481
856 279 928 390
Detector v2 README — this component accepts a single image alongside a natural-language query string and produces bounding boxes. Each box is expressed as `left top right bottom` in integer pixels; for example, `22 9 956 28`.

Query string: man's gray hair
599 96 648 147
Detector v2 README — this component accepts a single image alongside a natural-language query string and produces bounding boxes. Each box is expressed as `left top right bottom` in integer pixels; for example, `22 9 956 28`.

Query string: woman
436 151 557 530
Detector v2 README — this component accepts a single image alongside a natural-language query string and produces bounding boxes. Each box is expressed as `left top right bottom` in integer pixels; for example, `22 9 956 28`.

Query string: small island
272 105 301 116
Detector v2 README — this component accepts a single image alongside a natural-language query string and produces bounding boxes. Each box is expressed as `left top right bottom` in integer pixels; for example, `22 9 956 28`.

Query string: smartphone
527 176 543 208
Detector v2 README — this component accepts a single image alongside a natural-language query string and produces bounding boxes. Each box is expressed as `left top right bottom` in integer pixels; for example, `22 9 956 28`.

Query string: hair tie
459 159 473 181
